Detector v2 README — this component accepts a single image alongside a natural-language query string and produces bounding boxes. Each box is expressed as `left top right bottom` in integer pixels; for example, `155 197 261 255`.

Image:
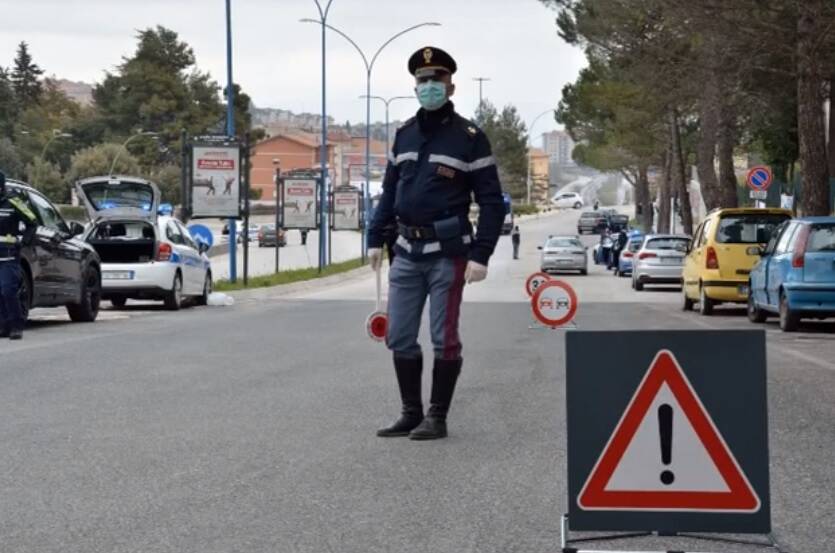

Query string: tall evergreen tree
11 42 44 108
0 66 16 139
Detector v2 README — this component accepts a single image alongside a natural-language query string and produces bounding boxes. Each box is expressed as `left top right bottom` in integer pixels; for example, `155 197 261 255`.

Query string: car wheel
682 286 694 311
110 296 127 309
67 265 101 322
196 272 212 306
580 268 587 275
634 277 644 291
699 285 714 316
573 202 582 209
779 292 799 332
164 273 183 311
746 290 767 323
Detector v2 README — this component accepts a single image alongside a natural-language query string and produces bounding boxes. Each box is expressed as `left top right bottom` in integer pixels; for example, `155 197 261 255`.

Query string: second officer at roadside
368 47 505 440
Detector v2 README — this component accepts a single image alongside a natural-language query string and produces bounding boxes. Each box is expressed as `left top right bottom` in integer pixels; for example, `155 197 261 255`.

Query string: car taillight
706 246 719 269
623 251 633 258
638 252 656 260
792 225 811 268
157 242 172 261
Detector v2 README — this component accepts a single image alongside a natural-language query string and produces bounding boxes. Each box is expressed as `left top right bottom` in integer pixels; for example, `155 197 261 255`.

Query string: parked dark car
258 224 287 247
608 214 630 232
577 211 607 234
6 180 102 322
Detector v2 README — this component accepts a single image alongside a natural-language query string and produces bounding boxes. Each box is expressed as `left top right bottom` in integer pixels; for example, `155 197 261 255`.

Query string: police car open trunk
76 176 160 263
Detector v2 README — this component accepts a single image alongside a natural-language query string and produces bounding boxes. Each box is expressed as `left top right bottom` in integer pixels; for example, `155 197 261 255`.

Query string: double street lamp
109 130 159 176
300 17 440 261
40 129 73 161
360 95 414 155
526 109 555 205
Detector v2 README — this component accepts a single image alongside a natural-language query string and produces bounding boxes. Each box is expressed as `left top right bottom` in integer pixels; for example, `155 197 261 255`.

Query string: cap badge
423 48 433 64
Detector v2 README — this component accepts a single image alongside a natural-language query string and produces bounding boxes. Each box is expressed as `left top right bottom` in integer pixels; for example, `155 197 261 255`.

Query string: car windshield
547 238 583 248
646 237 689 251
716 214 789 244
627 240 642 252
807 224 835 252
83 181 153 211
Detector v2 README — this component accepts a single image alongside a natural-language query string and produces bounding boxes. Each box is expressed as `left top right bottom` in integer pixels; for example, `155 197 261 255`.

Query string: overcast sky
0 0 586 141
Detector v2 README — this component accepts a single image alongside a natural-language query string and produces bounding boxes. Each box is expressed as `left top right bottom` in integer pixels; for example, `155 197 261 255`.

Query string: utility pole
473 77 491 111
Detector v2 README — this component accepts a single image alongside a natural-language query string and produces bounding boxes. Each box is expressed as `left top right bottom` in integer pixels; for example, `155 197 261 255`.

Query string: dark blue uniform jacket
367 102 505 266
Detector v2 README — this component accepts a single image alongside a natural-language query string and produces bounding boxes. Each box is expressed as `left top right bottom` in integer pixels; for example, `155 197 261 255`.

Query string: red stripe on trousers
442 257 467 360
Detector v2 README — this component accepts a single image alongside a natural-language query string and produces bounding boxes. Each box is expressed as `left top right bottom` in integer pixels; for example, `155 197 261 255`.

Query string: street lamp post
300 19 440 261
109 131 158 176
40 130 72 161
526 109 555 205
225 0 238 282
273 158 281 273
360 95 413 155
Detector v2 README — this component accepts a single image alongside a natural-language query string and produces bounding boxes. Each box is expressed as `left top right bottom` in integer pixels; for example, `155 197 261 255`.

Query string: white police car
76 176 212 310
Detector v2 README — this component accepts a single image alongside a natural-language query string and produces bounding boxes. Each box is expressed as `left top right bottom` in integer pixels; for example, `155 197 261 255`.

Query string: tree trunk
670 109 694 235
634 165 653 233
696 71 721 211
717 106 740 208
797 5 830 216
658 148 672 234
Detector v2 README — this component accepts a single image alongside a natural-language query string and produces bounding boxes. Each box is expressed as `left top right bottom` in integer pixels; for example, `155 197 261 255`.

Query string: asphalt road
2 209 834 553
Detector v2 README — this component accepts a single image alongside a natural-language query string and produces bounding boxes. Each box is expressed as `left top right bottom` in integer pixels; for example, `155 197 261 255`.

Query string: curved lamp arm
369 22 441 72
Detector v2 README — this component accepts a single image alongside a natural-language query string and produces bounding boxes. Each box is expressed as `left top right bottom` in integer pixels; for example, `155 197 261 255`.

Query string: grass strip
214 257 365 291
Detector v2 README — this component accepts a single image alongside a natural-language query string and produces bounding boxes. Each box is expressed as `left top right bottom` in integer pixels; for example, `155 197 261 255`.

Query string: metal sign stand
559 513 785 553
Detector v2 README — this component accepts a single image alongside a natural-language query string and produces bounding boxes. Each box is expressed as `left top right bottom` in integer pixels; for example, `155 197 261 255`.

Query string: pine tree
11 42 44 108
0 66 16 139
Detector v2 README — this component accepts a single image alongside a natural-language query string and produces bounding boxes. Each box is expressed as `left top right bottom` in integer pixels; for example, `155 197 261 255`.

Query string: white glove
464 261 488 284
369 248 383 271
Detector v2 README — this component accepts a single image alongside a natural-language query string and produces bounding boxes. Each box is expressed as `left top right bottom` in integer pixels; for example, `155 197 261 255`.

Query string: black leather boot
377 354 424 437
409 358 462 440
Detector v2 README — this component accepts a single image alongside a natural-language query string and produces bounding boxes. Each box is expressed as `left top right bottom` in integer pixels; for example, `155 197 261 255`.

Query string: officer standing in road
0 171 38 340
511 225 521 260
368 47 505 440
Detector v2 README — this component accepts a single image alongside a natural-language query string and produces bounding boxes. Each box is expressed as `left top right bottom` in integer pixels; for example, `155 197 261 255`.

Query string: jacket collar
417 101 455 133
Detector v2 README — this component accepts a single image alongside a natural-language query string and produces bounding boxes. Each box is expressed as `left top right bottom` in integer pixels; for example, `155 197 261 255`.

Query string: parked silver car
632 234 691 290
539 235 588 275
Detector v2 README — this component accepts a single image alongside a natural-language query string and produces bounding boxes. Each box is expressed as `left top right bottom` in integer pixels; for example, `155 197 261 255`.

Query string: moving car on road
577 211 607 234
632 234 691 291
237 223 260 244
538 235 588 275
77 176 212 310
258 224 287 247
5 179 102 323
748 217 835 331
552 192 584 209
682 207 791 315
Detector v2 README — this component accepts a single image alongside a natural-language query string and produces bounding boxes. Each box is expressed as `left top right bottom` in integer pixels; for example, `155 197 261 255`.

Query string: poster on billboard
282 179 318 229
190 144 241 218
332 189 361 230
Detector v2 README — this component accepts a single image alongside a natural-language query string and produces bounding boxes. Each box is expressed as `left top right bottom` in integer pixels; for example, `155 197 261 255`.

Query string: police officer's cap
408 46 457 78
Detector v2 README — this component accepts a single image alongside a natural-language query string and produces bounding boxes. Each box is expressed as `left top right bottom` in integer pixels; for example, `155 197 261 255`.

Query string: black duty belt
398 223 438 241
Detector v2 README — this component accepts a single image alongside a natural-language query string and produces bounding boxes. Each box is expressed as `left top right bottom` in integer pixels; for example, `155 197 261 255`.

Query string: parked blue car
748 217 835 331
616 232 644 277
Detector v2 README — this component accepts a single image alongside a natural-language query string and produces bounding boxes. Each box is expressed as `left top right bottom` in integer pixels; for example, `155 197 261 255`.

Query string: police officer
368 47 505 440
0 171 38 340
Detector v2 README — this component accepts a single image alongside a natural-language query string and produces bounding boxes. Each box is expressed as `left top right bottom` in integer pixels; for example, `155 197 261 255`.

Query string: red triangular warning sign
578 350 760 512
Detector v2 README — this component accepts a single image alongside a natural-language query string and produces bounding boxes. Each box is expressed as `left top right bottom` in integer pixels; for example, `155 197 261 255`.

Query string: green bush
513 203 540 216
58 205 89 223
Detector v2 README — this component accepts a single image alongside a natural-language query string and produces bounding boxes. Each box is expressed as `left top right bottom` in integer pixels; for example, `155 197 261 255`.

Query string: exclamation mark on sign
658 403 675 485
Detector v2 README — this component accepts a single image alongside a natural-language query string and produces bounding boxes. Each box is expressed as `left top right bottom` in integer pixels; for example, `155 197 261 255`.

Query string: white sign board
332 190 360 230
749 190 768 200
282 179 318 229
191 145 241 218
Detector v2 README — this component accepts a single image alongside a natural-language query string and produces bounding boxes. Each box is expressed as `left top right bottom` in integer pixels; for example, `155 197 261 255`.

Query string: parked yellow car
682 208 792 315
